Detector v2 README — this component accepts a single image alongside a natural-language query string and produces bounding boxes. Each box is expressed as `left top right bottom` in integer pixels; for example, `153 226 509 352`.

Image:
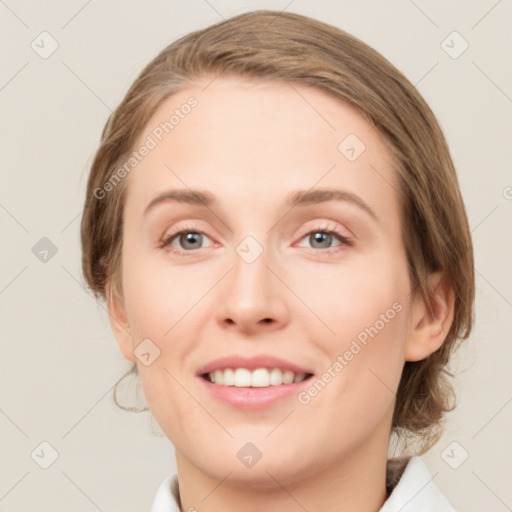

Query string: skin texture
107 76 455 512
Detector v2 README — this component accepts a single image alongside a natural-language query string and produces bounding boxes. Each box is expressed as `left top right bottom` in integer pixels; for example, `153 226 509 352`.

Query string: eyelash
159 223 353 257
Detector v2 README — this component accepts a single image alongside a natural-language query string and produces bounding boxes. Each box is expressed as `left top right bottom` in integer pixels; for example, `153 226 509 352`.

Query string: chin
207 463 305 490
192 444 313 490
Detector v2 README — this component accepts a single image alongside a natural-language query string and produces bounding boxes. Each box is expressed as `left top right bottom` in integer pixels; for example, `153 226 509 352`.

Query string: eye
296 224 353 253
159 227 215 255
159 223 353 256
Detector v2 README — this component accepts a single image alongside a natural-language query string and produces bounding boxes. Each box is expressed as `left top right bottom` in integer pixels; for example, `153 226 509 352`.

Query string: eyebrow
143 187 377 221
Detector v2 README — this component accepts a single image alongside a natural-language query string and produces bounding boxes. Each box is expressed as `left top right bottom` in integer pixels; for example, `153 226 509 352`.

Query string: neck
175 435 389 512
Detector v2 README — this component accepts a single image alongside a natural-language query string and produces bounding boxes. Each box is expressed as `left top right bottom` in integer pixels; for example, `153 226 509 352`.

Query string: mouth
201 367 314 387
196 355 315 409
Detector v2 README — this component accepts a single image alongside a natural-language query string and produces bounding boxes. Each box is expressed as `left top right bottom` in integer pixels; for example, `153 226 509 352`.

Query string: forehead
123 76 399 221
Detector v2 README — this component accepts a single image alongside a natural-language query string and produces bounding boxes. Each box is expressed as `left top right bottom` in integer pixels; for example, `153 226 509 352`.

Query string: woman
80 10 474 511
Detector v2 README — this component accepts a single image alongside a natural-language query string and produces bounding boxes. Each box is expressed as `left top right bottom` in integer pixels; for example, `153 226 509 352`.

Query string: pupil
312 232 331 248
182 232 201 249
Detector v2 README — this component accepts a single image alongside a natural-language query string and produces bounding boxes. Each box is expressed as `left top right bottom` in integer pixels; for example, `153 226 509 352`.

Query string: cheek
305 253 409 403
119 249 206 407
297 254 408 342
121 250 190 339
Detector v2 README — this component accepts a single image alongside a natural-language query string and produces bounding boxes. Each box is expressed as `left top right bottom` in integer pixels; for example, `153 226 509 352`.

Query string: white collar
151 456 455 512
379 456 455 511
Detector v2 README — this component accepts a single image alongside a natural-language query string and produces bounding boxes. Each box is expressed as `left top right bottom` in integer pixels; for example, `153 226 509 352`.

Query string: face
110 76 418 486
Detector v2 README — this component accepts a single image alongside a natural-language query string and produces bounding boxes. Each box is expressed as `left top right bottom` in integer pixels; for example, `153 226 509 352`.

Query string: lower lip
197 376 313 410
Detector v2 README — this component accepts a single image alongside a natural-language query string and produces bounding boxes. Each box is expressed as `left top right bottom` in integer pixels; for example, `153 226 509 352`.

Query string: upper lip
196 355 315 376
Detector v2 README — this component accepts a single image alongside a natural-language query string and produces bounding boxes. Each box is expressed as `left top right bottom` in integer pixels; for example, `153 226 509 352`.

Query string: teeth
251 368 269 387
206 368 309 387
293 372 306 383
223 368 234 386
234 368 251 387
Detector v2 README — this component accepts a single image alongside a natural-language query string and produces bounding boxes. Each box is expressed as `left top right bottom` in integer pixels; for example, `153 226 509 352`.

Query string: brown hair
80 9 474 453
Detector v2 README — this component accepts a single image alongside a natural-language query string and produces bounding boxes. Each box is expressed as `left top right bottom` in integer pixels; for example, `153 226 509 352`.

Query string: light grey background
1 1 511 510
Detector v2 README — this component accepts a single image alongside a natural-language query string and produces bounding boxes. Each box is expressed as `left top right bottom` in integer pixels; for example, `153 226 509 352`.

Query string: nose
214 243 290 336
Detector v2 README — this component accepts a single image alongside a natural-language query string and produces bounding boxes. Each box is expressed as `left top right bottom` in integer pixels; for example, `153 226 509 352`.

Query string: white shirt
151 456 455 512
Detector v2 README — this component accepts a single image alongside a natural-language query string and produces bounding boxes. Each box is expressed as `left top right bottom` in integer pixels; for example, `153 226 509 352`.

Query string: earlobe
106 280 136 363
405 271 455 362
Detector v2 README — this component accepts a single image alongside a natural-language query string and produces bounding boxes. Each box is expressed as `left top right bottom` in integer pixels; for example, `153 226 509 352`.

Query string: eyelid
294 219 351 240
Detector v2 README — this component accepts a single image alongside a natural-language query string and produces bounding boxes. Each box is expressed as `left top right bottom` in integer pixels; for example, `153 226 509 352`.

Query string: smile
202 367 313 387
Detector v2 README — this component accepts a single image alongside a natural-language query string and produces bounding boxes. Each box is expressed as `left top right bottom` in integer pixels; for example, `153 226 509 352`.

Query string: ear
405 270 456 362
106 279 136 363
